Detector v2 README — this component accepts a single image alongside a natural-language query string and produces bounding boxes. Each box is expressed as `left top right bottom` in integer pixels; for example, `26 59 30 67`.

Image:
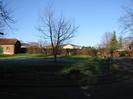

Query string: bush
120 51 128 57
110 64 120 73
62 57 111 85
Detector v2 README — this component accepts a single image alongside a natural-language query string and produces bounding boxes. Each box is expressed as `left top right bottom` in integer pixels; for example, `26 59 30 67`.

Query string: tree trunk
54 53 57 62
53 48 57 62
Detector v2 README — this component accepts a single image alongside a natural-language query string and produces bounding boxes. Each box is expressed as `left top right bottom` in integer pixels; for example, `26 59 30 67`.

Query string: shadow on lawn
1 57 133 99
0 59 89 99
91 58 133 99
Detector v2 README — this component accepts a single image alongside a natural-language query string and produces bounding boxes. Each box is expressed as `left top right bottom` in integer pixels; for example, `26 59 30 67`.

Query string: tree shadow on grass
0 60 89 99
91 79 133 99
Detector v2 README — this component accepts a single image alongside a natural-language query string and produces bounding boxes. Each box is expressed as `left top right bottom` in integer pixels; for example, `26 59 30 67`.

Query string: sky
4 0 131 46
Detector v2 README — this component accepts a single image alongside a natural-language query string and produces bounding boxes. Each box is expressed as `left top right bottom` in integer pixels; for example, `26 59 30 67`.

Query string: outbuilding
63 44 81 55
0 38 21 55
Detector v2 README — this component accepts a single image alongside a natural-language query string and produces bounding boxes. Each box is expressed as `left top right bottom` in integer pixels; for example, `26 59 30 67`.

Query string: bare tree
120 1 133 35
38 5 78 62
0 0 14 34
38 40 48 54
100 32 113 49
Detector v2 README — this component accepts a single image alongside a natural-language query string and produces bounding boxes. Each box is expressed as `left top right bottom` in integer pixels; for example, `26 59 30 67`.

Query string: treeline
21 30 133 57
21 43 133 57
21 43 97 56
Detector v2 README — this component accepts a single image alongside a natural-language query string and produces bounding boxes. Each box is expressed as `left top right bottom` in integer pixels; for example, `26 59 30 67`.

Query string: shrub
62 57 111 85
110 64 120 73
120 51 128 57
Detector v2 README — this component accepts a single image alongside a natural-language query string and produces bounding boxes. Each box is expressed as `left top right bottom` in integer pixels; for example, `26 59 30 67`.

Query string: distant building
0 38 21 55
63 44 82 49
21 43 30 48
63 44 82 55
20 43 30 53
128 42 133 51
122 37 133 51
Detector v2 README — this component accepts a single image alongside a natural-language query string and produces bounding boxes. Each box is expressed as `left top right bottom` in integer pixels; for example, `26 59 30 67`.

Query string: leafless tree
119 0 133 35
38 5 78 62
37 40 48 54
0 0 14 32
100 32 113 49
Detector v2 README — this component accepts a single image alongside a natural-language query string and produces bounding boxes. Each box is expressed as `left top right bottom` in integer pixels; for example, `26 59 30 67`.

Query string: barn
0 38 21 55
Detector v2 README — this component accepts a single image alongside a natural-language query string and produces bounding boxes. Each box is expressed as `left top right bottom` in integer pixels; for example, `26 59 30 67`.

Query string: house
21 43 30 48
63 44 82 49
126 42 133 57
21 43 30 53
128 42 133 51
0 38 21 55
63 44 82 55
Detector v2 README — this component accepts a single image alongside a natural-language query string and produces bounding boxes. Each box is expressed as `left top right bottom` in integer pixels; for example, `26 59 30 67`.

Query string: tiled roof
0 38 19 45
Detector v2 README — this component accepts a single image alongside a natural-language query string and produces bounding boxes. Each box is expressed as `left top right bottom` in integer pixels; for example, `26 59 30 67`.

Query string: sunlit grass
0 54 90 60
0 53 51 59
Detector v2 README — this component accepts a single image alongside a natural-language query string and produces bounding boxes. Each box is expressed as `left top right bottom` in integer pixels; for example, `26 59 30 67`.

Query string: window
6 47 10 52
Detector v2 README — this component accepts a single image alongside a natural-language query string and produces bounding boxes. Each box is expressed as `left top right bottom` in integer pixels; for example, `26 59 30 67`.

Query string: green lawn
0 53 50 59
0 58 89 98
0 53 90 59
0 54 133 98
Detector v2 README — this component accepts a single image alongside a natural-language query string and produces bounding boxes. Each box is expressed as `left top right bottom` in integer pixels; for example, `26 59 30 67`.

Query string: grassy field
0 53 90 59
0 53 50 59
0 55 90 99
0 55 133 99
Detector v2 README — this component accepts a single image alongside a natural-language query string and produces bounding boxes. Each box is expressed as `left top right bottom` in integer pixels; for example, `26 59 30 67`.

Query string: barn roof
0 38 19 45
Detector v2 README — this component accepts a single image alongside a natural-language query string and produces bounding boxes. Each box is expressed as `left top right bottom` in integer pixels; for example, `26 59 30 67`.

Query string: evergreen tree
118 36 123 49
109 31 118 51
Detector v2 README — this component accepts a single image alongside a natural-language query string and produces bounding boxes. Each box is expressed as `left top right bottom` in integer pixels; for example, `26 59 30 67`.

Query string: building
63 44 82 49
21 43 30 53
0 38 21 55
128 42 133 51
63 44 82 55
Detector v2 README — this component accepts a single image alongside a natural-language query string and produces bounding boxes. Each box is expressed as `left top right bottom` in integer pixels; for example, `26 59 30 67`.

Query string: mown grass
0 54 90 59
0 53 51 59
0 55 132 99
0 54 112 85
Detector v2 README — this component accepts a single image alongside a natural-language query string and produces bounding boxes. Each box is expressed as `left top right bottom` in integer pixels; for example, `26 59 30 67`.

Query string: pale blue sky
5 0 131 46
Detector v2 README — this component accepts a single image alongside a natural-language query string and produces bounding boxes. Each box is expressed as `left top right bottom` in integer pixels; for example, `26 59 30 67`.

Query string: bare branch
0 0 14 30
38 4 78 61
